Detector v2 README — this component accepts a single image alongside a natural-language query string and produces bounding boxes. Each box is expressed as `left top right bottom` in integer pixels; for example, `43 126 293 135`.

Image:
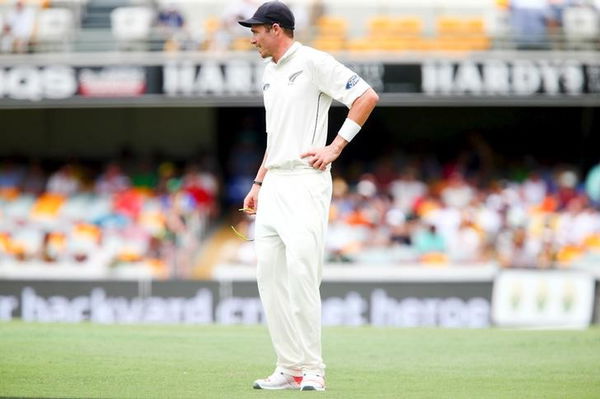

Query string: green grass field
1 322 599 399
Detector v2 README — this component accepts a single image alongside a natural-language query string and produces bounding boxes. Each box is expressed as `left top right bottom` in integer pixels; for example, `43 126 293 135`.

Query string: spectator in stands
211 0 258 50
0 159 25 191
448 217 485 263
95 162 131 195
156 161 178 195
472 190 502 240
158 3 185 31
307 0 326 32
287 2 309 41
388 167 427 214
555 168 580 209
463 131 495 181
510 0 550 49
181 162 219 216
585 162 600 205
21 160 46 195
46 164 81 196
412 222 446 259
1 21 14 53
386 207 412 246
547 0 571 38
4 0 36 53
440 171 475 209
226 118 262 205
521 170 548 205
162 180 196 278
131 158 158 190
156 2 189 51
555 195 595 246
497 226 542 268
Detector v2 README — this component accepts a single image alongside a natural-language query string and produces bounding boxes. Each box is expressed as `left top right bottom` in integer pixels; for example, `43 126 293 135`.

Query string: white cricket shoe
253 369 303 390
300 372 326 391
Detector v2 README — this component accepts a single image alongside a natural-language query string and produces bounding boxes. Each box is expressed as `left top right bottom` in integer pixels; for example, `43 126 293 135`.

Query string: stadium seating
312 15 348 51
0 160 219 279
110 6 154 50
563 6 600 50
224 161 600 270
433 16 491 51
345 14 490 52
35 8 75 52
0 0 598 53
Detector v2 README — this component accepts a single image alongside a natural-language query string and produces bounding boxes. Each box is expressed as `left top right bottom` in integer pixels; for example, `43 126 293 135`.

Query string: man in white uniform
239 1 378 391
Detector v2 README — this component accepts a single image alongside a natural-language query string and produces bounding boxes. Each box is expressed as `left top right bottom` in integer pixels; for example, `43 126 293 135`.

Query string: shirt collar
272 41 301 66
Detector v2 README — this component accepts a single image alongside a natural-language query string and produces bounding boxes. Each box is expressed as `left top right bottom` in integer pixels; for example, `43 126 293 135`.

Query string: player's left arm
301 87 379 171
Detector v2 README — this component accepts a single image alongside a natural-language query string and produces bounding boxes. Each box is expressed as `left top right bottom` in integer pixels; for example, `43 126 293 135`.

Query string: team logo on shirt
346 74 359 89
263 83 270 91
288 70 303 85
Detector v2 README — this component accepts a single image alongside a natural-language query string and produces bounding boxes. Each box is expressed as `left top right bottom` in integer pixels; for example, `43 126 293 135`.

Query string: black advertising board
0 54 599 106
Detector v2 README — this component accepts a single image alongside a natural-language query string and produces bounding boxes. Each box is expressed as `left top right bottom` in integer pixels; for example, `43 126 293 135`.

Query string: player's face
250 24 276 58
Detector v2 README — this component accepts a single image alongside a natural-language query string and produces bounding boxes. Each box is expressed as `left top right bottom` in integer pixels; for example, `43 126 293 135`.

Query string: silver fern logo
288 70 303 85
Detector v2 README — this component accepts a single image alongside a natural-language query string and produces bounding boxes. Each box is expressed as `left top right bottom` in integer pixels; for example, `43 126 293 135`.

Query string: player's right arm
242 150 268 215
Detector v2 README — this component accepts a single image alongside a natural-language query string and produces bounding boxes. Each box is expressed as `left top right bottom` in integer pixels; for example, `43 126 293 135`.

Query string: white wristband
337 118 361 142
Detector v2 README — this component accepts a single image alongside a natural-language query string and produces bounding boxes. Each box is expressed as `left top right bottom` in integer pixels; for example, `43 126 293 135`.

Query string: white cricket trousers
254 167 332 377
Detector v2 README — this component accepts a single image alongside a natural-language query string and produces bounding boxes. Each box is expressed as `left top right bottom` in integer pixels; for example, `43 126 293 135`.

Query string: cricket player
239 1 379 391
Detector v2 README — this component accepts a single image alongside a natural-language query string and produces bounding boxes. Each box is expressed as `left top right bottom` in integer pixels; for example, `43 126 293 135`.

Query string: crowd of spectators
230 156 600 269
509 0 600 49
1 151 598 275
1 0 599 54
0 157 219 278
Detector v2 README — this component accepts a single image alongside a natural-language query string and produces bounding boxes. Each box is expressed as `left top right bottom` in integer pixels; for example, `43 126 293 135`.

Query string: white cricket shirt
262 42 371 170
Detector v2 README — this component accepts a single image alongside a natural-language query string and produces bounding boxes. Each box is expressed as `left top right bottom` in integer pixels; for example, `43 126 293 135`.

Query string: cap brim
238 17 266 27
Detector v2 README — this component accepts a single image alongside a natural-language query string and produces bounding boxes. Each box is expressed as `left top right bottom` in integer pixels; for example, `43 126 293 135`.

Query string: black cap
238 1 295 30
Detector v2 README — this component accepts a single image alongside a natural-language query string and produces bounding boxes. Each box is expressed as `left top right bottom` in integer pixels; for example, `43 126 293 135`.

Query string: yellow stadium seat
346 38 374 52
556 245 583 266
466 36 491 50
203 17 221 35
72 223 101 244
316 16 348 38
30 193 65 221
421 252 449 265
0 232 11 254
231 37 253 51
312 36 345 51
390 17 424 36
496 0 509 10
583 234 600 250
312 15 348 51
466 18 486 34
437 16 487 35
367 16 394 38
411 37 433 51
390 36 430 51
362 15 425 52
432 16 490 51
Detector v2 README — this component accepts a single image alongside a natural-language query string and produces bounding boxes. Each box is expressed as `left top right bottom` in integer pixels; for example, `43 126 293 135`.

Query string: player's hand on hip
301 144 341 171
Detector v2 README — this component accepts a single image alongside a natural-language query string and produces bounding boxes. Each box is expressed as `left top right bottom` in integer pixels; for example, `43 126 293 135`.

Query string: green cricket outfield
1 322 599 398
